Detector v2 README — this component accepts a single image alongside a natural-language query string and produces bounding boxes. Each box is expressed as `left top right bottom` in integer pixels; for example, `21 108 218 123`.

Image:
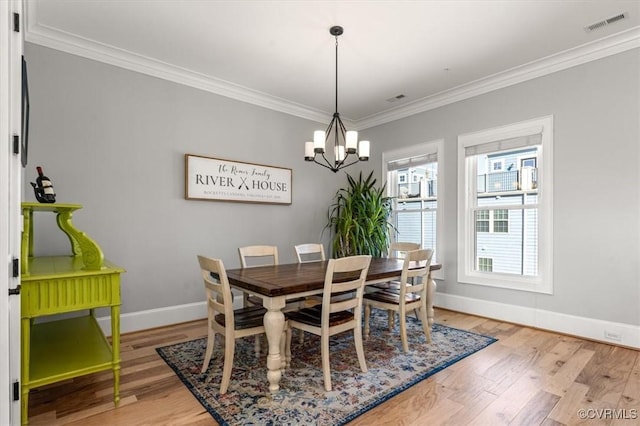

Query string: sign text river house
185 154 292 205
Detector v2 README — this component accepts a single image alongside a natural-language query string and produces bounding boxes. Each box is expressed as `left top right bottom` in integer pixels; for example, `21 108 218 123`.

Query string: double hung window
458 116 553 293
383 140 443 278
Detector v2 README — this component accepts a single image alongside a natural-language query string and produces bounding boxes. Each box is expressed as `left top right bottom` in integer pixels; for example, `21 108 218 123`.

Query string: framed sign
185 154 292 205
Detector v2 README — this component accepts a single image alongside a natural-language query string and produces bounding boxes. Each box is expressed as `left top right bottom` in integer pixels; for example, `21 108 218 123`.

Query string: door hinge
13 13 19 32
12 258 19 278
13 135 19 155
9 259 20 295
13 381 19 401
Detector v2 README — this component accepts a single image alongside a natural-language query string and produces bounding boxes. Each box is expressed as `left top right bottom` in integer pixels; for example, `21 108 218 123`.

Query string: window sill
458 272 552 294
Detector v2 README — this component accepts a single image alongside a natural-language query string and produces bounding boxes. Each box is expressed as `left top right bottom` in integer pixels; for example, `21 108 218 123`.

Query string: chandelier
304 26 369 173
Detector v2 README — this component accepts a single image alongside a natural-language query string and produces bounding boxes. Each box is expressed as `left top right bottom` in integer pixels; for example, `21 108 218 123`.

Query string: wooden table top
226 257 442 298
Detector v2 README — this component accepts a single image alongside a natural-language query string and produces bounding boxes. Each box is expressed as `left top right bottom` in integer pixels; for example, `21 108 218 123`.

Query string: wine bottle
30 166 56 203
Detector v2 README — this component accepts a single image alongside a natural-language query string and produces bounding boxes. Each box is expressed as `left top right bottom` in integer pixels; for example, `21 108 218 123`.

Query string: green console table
20 203 124 424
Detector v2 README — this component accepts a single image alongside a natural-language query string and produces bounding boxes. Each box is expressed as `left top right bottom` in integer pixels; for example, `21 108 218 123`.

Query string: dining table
225 256 442 392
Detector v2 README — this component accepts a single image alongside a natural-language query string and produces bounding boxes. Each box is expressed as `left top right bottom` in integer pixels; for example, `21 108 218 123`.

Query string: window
476 210 490 232
490 159 504 172
493 209 509 233
383 140 443 279
478 257 493 272
458 116 553 293
521 157 536 168
476 209 508 233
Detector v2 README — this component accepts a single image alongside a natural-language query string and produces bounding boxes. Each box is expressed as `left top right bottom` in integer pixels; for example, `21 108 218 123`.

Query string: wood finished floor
27 308 639 426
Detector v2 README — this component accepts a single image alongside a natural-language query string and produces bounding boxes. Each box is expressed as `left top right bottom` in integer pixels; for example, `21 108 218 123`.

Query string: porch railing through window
399 179 438 198
477 168 537 193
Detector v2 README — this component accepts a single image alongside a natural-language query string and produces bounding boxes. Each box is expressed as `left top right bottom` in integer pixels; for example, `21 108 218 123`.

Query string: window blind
464 133 542 157
387 152 437 171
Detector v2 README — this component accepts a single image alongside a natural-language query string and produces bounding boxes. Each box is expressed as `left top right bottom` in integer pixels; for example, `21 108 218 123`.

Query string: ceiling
25 1 640 128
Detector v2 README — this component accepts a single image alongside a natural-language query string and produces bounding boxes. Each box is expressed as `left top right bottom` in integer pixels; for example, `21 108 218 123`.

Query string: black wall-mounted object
22 56 29 168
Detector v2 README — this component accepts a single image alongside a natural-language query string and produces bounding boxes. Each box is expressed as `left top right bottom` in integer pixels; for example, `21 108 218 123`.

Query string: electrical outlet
604 330 622 341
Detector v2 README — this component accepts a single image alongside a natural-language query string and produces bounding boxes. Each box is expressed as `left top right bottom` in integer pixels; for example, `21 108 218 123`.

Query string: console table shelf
28 316 113 386
20 203 124 425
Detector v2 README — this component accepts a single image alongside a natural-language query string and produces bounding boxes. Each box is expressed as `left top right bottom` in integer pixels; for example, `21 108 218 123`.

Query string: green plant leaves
325 171 395 258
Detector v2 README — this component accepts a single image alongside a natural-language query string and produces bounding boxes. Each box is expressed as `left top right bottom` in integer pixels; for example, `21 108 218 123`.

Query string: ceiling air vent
585 12 628 32
386 94 406 103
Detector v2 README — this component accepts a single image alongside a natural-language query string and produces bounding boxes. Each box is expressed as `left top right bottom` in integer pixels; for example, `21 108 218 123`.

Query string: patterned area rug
157 310 496 425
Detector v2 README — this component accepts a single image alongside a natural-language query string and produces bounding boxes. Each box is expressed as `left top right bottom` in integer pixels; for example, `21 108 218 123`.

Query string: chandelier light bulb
346 131 358 153
313 130 326 153
359 141 370 160
304 142 315 160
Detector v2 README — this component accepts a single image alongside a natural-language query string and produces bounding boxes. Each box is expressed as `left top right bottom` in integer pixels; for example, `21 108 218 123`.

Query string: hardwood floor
27 309 639 425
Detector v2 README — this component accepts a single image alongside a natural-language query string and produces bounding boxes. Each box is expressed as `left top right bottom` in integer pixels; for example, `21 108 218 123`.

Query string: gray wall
24 43 639 327
361 49 640 326
24 43 363 314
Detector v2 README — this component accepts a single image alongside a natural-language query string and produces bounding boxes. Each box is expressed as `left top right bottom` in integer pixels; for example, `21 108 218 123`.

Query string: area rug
157 310 496 425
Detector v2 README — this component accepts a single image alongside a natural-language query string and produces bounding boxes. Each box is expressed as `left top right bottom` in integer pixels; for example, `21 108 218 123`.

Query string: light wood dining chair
388 241 421 258
197 255 267 394
370 242 420 293
293 243 327 339
239 244 306 308
363 248 434 352
238 245 279 268
284 255 372 391
370 241 421 328
238 245 279 307
294 243 326 263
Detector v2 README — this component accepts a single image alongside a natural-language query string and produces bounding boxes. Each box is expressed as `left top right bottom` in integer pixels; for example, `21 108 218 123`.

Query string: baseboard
96 293 640 349
435 292 640 349
97 301 207 336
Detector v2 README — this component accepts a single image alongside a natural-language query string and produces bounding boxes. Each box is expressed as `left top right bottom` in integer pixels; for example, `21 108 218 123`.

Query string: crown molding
355 26 640 130
24 7 329 125
24 1 639 131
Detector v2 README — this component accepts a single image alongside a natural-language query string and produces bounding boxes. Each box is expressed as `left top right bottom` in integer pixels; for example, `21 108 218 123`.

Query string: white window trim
382 139 444 280
457 116 553 294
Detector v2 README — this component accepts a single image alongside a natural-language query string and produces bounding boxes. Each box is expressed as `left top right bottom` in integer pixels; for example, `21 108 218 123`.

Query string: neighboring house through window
383 140 443 279
458 116 553 293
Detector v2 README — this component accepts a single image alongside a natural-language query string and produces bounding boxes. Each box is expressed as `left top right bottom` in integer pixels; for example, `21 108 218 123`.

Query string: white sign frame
185 154 292 205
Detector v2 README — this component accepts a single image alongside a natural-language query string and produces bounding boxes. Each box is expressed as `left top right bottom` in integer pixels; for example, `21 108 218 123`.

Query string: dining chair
238 245 280 268
284 255 372 391
370 242 420 293
370 241 421 328
292 243 328 341
197 255 268 394
239 244 307 306
363 248 434 352
238 245 279 307
294 243 326 263
294 242 326 299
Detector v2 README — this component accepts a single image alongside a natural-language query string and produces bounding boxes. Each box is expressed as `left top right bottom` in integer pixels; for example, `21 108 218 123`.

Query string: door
1 0 23 424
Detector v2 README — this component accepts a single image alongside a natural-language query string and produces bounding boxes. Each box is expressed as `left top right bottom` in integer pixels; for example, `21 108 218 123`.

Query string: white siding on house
394 200 438 260
477 195 528 274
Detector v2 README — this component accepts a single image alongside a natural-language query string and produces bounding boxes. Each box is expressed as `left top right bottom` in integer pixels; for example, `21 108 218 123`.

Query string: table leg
427 276 437 326
262 296 286 393
110 305 121 406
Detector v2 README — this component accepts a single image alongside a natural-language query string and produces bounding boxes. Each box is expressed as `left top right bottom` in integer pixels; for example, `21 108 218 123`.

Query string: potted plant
325 171 395 258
